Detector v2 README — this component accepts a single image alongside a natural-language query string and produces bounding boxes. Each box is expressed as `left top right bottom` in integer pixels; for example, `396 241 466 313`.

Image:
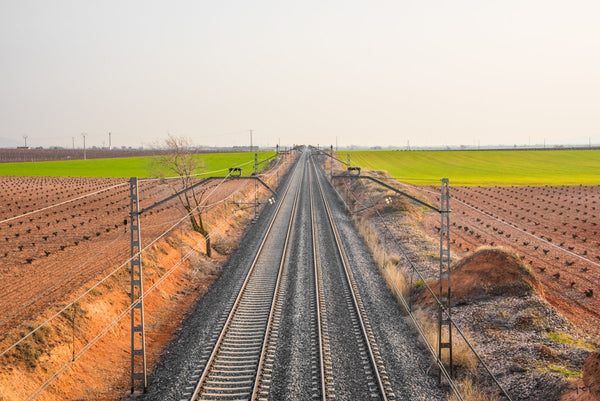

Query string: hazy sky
1 1 599 149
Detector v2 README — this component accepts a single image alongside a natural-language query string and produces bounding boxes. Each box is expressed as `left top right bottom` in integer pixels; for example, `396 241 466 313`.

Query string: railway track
186 152 305 400
183 149 395 400
309 156 394 401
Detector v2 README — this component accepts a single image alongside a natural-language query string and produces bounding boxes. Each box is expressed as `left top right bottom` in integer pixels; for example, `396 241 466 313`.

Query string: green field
0 152 275 178
339 150 600 186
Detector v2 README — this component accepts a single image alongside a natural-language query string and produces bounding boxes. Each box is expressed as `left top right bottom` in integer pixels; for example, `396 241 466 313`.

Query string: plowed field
415 184 600 336
0 175 251 343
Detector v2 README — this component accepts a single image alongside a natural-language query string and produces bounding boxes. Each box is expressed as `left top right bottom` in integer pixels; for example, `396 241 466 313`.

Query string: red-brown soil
408 185 600 338
419 247 544 306
0 177 249 341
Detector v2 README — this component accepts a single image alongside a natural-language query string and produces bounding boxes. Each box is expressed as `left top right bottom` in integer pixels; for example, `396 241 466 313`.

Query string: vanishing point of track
186 150 393 400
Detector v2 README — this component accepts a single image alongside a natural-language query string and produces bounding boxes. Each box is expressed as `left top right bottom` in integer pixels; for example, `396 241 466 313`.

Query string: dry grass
384 261 410 300
449 377 500 401
332 167 502 400
355 216 409 299
412 308 478 372
358 212 481 374
354 201 478 375
10 324 53 369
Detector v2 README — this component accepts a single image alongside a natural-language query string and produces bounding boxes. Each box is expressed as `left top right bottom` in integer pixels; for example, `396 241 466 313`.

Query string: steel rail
308 164 329 401
189 152 304 401
310 157 390 400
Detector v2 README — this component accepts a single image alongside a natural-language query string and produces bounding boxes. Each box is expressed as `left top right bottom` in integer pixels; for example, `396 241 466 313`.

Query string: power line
413 185 600 269
0 231 128 328
14 166 282 399
1 154 285 377
24 237 205 401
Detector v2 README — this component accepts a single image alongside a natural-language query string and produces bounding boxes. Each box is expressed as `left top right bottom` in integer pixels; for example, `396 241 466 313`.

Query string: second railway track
308 156 394 401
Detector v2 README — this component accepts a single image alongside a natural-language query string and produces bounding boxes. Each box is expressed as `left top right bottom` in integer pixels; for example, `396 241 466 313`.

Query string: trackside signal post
128 171 278 394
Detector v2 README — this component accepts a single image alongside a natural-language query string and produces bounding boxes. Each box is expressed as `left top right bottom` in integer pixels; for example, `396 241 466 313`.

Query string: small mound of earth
419 247 543 306
561 352 600 400
584 352 600 389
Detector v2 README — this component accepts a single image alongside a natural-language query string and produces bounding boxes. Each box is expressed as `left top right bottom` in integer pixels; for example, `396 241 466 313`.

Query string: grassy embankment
0 151 275 178
340 150 600 186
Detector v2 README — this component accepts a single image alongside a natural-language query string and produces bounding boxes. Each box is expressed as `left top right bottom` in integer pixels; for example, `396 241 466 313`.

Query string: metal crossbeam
139 176 277 215
127 169 279 392
332 175 440 212
308 145 350 167
129 177 147 393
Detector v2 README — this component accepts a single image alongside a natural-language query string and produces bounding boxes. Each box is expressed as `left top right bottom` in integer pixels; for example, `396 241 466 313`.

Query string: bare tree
155 135 212 257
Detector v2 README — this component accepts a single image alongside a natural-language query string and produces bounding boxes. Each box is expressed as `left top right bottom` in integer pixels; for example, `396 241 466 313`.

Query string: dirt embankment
0 229 224 400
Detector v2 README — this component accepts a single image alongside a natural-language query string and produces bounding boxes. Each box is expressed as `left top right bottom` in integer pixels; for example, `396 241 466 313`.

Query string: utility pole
23 135 28 148
249 129 253 152
82 133 87 160
254 153 258 222
330 144 333 178
72 137 75 150
109 132 112 150
276 144 280 186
